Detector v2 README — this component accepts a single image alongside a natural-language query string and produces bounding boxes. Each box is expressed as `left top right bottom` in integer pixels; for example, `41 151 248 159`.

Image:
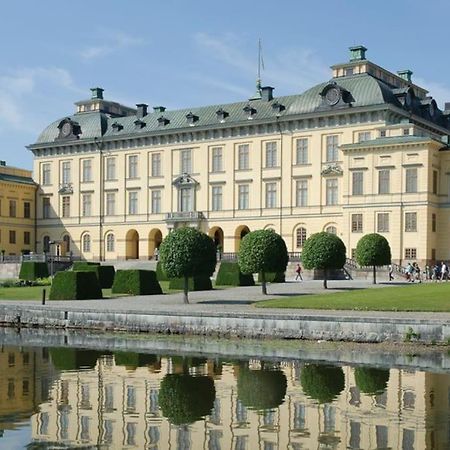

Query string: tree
300 364 345 403
159 227 216 303
354 367 390 395
301 232 346 289
238 229 288 295
355 233 391 284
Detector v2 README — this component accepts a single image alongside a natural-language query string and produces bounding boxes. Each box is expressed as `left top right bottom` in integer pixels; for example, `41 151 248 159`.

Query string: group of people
401 261 449 282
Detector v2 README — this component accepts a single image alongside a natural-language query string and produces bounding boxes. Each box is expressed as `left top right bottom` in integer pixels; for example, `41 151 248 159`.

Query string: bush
114 352 158 369
112 270 162 295
300 364 345 403
168 276 212 291
49 271 103 300
49 348 102 371
19 262 49 281
156 261 169 281
75 264 115 288
257 271 285 283
215 262 255 286
72 261 100 270
354 367 390 395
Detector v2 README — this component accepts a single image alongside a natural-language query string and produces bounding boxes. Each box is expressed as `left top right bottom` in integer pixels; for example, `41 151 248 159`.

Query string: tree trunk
183 276 189 304
323 269 328 289
261 272 267 295
373 265 377 285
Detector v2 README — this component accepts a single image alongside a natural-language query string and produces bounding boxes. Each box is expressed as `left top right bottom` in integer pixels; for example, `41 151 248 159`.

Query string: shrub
72 261 100 270
114 352 158 369
216 262 255 286
257 271 285 283
49 271 102 300
49 348 102 371
75 264 115 288
354 367 390 395
156 261 169 281
300 364 345 403
19 261 49 281
112 269 162 296
168 276 212 291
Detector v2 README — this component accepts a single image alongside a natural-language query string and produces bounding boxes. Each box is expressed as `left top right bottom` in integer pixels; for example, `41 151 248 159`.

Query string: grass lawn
256 282 450 312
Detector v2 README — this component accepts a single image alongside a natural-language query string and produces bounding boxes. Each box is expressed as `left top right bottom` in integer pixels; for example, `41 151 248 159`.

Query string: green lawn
256 282 450 312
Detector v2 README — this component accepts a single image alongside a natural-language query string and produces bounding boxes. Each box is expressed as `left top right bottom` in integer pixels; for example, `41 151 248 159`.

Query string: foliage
19 262 49 281
354 367 390 395
257 271 285 283
355 233 391 267
300 364 345 403
301 232 346 271
111 270 162 296
215 262 255 286
156 261 169 281
72 261 100 270
114 352 158 369
237 367 287 411
49 348 102 371
168 276 212 291
49 271 102 300
0 277 51 288
159 374 216 425
75 264 115 288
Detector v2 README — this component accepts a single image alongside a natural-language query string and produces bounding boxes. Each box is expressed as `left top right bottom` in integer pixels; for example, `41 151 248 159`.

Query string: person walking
440 261 447 281
295 263 303 281
388 264 394 281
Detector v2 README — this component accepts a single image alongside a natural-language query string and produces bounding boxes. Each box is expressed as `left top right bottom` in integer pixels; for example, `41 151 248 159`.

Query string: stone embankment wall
0 263 20 279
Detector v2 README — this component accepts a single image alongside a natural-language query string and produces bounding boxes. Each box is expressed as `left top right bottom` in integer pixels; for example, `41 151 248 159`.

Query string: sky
2 0 450 169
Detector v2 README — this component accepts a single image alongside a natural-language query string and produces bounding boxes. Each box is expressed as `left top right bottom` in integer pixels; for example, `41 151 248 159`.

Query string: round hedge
355 233 391 267
301 232 346 271
300 364 345 403
354 367 390 395
237 368 287 411
159 374 215 425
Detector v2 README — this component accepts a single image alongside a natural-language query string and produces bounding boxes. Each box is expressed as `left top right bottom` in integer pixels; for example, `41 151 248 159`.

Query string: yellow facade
0 163 36 256
29 47 450 265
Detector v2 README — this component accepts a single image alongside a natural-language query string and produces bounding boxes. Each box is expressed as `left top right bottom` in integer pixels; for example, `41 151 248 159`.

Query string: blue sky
2 0 450 169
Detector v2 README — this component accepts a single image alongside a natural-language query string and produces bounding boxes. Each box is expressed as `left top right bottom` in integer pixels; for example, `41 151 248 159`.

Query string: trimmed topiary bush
72 261 100 270
49 271 102 300
111 269 162 295
114 352 158 369
215 262 255 286
19 261 49 281
237 368 287 411
354 367 390 395
156 261 169 281
168 276 212 291
49 348 102 371
75 264 115 288
300 364 345 403
257 271 285 283
159 374 216 425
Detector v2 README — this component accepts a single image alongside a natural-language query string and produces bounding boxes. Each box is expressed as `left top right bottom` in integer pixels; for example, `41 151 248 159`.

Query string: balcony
58 183 73 194
165 211 205 223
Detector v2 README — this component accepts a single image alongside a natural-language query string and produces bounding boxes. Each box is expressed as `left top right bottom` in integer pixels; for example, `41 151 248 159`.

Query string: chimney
261 86 274 102
136 103 148 118
90 87 104 100
349 45 367 62
153 106 166 113
397 70 413 83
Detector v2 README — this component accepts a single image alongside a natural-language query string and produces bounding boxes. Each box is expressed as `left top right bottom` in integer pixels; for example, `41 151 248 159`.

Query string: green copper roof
341 135 441 150
0 173 36 186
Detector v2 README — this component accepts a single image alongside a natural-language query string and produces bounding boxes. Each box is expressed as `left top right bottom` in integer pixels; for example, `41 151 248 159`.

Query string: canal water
0 343 449 449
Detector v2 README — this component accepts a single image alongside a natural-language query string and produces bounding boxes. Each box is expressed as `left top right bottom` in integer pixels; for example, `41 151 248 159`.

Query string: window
82 194 91 217
265 182 277 208
9 230 16 244
211 147 223 172
180 188 193 212
358 131 371 142
238 144 249 170
62 161 71 184
63 235 70 253
212 186 222 211
296 227 307 248
24 202 31 218
326 178 338 205
405 168 418 193
151 153 161 177
24 231 30 245
433 170 438 194
42 198 51 219
326 226 337 234
405 212 417 232
128 191 138 215
377 213 389 232
151 190 161 214
62 196 70 218
405 248 417 259
128 155 138 178
82 234 91 253
265 142 277 168
380 130 386 137
9 200 16 217
296 179 308 207
106 193 115 216
352 171 364 196
352 214 363 233
82 159 92 182
238 184 249 210
180 149 192 173
403 128 410 136
326 135 339 162
43 236 50 253
42 163 51 185
296 138 308 165
432 213 437 232
378 170 390 194
106 157 116 180
106 233 115 252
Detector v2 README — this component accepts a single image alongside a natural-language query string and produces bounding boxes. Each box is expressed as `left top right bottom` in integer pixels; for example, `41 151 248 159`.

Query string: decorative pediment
316 82 354 111
172 173 199 187
321 164 343 176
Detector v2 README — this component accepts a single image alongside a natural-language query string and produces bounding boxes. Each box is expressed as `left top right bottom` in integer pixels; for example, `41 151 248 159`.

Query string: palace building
28 46 450 265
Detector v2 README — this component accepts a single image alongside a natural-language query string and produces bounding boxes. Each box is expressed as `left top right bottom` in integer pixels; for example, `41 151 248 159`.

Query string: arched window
106 233 115 252
63 235 70 253
296 227 307 248
326 226 337 235
43 236 50 253
82 234 91 253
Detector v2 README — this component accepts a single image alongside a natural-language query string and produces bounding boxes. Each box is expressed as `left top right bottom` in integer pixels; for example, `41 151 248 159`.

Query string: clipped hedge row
72 261 100 270
112 269 162 296
215 262 254 286
257 271 285 283
156 261 169 281
75 264 115 288
168 276 212 291
49 271 102 300
19 261 49 281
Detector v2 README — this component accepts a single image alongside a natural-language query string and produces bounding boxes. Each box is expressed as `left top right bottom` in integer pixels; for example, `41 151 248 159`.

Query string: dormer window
243 105 257 119
111 122 123 132
55 118 82 141
158 116 170 126
216 108 229 122
272 102 285 114
134 119 146 129
186 112 199 126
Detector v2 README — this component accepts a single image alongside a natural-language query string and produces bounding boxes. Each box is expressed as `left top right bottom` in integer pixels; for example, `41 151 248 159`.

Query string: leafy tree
159 374 216 425
301 232 346 289
300 364 345 404
355 233 391 284
354 367 390 395
238 229 288 294
159 227 216 303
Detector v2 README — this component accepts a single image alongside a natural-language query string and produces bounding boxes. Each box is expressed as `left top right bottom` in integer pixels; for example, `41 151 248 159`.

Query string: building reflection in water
25 349 450 449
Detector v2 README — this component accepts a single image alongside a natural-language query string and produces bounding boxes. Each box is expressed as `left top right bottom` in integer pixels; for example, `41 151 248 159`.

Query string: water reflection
0 346 447 449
